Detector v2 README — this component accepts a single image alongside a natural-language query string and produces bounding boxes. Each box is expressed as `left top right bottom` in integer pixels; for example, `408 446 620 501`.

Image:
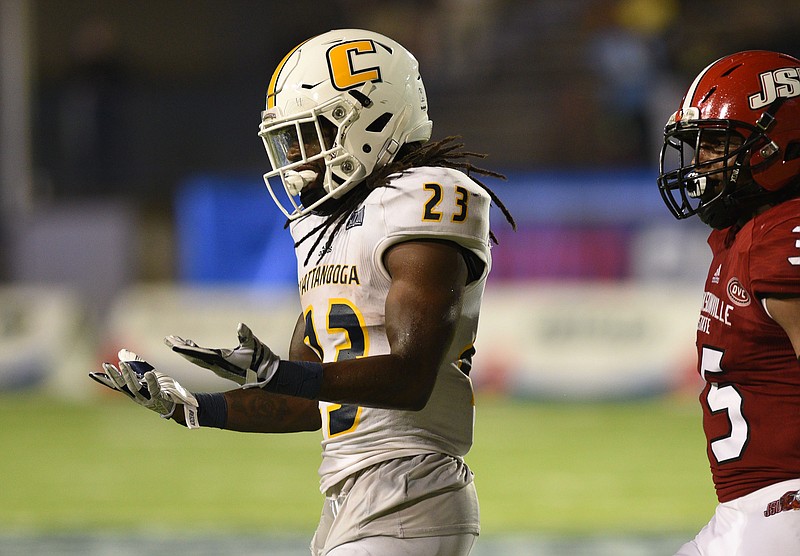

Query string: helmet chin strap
375 106 411 169
700 174 777 230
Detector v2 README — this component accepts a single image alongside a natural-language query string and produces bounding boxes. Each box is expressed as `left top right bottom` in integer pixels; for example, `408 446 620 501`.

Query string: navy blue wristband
263 360 323 399
194 392 228 429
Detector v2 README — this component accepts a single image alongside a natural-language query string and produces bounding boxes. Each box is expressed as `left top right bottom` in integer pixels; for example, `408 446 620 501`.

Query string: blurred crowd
27 0 800 203
0 0 796 300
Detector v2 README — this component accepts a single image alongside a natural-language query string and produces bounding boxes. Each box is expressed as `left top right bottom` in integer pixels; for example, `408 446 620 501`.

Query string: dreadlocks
292 136 517 264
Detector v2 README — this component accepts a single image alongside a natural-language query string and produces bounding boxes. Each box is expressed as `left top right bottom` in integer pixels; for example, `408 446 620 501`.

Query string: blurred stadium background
1 0 799 554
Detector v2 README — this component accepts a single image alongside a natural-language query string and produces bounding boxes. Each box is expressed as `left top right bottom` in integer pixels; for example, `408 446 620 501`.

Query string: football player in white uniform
90 29 514 555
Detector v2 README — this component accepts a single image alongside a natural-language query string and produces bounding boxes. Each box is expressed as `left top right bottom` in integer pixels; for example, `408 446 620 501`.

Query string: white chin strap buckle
284 170 318 195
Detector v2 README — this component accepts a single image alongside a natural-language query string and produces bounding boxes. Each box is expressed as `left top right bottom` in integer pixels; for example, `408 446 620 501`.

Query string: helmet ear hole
366 112 393 133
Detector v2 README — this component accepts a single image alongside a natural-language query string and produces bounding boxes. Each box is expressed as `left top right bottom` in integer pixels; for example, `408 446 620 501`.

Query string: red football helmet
658 50 800 229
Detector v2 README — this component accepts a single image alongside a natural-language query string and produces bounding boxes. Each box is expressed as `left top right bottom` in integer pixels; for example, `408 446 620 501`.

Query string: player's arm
765 294 800 509
765 296 800 359
222 313 322 432
172 314 322 432
166 241 469 412
220 388 321 433
317 238 468 411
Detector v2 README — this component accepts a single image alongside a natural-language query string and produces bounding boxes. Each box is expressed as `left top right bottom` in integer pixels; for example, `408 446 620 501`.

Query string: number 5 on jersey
700 346 749 463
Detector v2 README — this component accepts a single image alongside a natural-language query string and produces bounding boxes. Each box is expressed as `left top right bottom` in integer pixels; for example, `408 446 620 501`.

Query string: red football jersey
697 198 800 503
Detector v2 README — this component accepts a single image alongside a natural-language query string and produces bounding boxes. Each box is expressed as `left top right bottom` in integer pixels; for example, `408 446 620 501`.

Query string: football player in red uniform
658 50 800 555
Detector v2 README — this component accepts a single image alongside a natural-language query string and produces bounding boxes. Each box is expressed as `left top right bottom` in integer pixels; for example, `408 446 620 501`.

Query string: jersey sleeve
371 167 492 280
749 213 800 298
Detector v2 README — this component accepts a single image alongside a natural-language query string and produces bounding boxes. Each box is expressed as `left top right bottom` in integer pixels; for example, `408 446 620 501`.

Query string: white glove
89 349 200 429
164 322 280 388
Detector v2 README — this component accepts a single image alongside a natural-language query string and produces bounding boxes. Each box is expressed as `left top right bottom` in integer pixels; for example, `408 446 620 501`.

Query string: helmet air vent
366 112 393 133
700 86 717 104
720 63 743 77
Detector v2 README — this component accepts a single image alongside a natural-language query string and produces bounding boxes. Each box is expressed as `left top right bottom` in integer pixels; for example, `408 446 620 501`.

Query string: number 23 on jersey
423 183 469 223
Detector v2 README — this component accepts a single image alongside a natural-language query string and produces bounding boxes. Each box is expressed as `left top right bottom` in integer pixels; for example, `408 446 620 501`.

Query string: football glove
164 322 280 388
89 349 200 428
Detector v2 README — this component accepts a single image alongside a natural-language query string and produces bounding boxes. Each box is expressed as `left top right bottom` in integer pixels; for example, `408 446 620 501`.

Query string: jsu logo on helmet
748 67 800 110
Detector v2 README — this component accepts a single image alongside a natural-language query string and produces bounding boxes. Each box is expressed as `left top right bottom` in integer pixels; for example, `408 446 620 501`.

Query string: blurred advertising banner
473 282 701 399
0 286 87 393
97 285 301 393
1 282 701 400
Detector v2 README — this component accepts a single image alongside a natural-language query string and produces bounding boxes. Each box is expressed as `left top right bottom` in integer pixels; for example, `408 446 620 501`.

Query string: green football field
0 392 715 539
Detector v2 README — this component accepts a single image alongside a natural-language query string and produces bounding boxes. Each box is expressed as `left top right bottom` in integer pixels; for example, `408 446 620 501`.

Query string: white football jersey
290 166 492 492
